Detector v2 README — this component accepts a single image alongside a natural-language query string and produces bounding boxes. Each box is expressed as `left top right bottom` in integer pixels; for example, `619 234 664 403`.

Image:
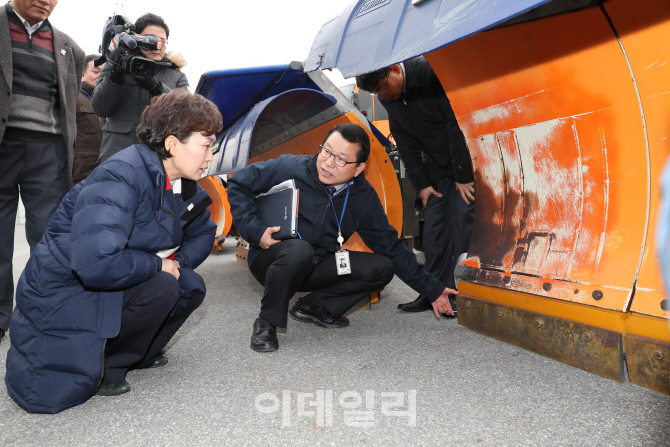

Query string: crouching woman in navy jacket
5 89 222 413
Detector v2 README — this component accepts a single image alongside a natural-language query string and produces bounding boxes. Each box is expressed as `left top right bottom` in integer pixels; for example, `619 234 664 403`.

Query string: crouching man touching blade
227 123 457 353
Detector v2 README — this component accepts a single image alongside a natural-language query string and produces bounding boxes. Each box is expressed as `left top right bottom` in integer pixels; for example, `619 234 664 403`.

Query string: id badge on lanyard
336 250 351 275
328 183 352 276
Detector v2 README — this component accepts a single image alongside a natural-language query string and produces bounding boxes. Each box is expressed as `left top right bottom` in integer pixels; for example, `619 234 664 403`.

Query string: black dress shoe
137 354 167 369
397 294 432 312
251 317 278 352
97 380 131 396
0 328 5 344
289 298 349 328
136 354 168 369
149 355 169 368
442 295 458 318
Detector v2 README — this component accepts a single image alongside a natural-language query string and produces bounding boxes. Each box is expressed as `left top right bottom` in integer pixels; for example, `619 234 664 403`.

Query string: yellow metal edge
625 312 670 343
458 282 670 343
457 281 628 333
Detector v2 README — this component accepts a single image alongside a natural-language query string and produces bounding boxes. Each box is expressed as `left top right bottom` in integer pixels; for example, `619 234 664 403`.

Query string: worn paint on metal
625 335 670 396
425 1 670 318
457 294 625 382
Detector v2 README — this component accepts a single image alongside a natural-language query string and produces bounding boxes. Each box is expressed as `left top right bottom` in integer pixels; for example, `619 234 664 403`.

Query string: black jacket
380 56 474 190
92 55 189 163
227 154 445 301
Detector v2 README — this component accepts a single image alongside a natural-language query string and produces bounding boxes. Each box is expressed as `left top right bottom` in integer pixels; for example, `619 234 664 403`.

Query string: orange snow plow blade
427 0 669 394
198 176 232 251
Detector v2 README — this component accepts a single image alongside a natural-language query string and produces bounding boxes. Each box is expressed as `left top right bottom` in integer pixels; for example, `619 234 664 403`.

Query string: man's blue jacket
227 154 444 300
5 145 215 414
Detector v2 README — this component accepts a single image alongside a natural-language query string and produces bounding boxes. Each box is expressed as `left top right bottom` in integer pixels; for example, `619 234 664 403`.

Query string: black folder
255 180 299 240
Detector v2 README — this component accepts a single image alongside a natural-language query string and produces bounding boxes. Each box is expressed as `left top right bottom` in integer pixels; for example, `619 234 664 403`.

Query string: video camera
95 15 161 78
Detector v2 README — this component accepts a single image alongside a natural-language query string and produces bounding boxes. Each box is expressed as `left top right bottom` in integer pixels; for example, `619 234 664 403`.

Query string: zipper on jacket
311 200 331 245
18 20 33 49
96 339 107 391
159 174 176 222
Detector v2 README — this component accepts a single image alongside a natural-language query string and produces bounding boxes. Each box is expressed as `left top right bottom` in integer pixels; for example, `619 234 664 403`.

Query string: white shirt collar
332 179 354 195
12 9 44 35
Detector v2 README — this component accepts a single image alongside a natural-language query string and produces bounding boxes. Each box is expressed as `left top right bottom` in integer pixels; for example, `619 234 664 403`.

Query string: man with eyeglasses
227 123 458 352
93 13 189 163
356 56 475 317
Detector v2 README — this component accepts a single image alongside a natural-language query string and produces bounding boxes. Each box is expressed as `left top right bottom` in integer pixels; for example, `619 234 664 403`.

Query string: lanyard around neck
80 88 92 100
327 182 350 249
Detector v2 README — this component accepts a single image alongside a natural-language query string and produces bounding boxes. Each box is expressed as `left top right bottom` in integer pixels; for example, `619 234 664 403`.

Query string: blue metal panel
196 65 320 133
209 89 338 176
304 0 553 78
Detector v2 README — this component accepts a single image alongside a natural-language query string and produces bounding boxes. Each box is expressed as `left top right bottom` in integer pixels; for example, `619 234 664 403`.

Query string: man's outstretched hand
432 286 458 318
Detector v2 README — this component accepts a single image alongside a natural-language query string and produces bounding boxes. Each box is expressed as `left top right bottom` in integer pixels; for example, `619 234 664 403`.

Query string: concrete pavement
1 227 669 446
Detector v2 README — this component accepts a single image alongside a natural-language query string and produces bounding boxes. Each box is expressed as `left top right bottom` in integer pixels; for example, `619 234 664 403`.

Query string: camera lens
130 57 156 78
133 60 149 75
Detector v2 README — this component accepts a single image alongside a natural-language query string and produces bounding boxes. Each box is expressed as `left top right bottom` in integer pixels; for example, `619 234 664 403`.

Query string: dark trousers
250 239 395 328
0 138 68 331
423 176 475 289
102 272 205 384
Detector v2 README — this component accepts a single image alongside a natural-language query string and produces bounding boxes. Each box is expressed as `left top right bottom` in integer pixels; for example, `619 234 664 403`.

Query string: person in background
93 12 189 163
73 54 104 184
5 89 222 413
356 57 476 317
0 0 85 345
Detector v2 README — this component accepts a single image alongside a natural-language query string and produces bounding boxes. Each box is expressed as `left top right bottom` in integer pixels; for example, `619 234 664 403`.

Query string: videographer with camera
93 13 188 163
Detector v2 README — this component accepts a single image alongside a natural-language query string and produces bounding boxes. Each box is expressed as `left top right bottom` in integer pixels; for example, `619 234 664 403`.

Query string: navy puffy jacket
5 144 215 414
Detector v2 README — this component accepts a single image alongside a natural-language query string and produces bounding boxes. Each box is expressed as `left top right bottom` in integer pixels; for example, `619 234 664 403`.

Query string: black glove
107 47 126 86
134 76 163 97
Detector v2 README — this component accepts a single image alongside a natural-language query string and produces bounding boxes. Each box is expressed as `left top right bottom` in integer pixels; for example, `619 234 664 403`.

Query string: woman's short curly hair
136 89 223 159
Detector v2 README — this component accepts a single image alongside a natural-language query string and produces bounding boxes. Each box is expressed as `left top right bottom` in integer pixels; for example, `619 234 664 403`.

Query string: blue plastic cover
208 89 338 175
304 0 553 78
196 64 320 134
196 64 391 169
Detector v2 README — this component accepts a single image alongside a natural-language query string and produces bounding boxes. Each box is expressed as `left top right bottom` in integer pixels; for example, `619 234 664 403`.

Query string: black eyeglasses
319 145 357 168
371 72 390 96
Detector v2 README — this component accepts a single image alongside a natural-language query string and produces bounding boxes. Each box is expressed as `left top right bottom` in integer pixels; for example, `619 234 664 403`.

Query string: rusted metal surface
355 295 371 310
457 295 625 382
457 282 670 393
426 0 670 321
235 237 249 266
625 335 670 396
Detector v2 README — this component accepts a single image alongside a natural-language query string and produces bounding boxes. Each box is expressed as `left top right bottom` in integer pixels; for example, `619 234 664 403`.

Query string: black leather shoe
136 354 168 369
397 294 432 312
450 295 458 315
251 317 278 352
289 298 349 328
97 380 131 396
149 355 168 368
442 295 458 318
0 328 5 344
